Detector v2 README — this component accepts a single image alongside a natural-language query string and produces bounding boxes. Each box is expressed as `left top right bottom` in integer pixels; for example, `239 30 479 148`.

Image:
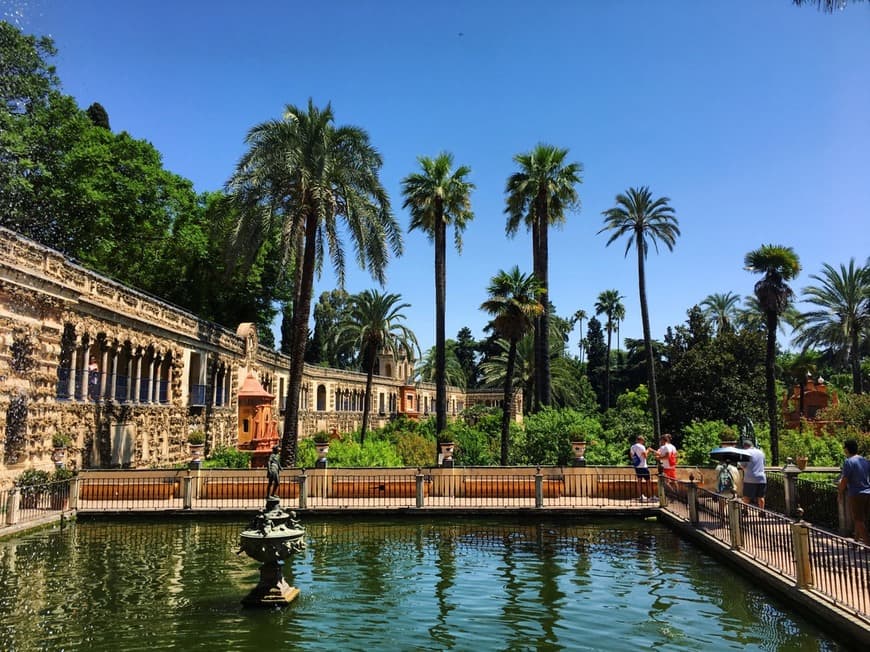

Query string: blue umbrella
710 446 752 463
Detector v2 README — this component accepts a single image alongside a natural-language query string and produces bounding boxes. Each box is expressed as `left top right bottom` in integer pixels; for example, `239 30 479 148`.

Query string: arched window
317 384 327 411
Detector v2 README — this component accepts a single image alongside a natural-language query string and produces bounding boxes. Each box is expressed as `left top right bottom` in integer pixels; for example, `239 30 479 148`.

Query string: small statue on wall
266 445 281 497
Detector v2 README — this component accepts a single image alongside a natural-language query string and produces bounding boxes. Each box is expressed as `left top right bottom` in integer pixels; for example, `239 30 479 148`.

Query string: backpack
631 451 642 467
717 465 734 493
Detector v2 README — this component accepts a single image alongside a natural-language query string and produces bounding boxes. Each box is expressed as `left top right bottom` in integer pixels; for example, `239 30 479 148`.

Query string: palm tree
594 289 624 410
402 153 474 438
600 187 680 440
794 259 870 394
415 343 467 390
613 302 626 356
228 100 401 464
701 291 741 335
571 309 587 364
505 144 583 411
480 266 544 465
336 290 419 444
745 244 801 464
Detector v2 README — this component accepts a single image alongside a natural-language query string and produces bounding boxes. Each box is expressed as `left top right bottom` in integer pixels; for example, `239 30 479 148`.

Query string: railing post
782 459 801 517
687 475 699 525
182 471 193 510
535 467 543 508
6 489 20 526
298 470 308 509
791 513 814 589
69 476 80 510
416 468 424 508
657 472 668 507
728 497 743 549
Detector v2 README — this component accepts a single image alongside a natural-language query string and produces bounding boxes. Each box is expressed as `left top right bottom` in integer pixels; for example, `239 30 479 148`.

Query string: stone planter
314 442 329 468
439 442 455 468
189 443 205 463
796 455 808 471
571 441 587 467
52 447 67 468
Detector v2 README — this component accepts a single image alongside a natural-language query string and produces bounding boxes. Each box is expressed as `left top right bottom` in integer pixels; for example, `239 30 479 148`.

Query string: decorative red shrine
237 373 280 467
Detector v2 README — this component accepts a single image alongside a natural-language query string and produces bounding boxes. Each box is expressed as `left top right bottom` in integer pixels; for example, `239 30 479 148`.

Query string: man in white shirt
740 439 767 510
630 435 653 501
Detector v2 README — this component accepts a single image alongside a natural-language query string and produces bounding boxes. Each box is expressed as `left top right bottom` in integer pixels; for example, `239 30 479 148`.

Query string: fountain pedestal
238 497 306 607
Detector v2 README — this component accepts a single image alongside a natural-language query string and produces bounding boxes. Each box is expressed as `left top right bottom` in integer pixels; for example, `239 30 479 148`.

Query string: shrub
680 420 732 466
395 432 436 467
521 408 604 465
52 432 72 448
188 430 205 445
779 428 845 467
15 468 52 496
203 445 252 469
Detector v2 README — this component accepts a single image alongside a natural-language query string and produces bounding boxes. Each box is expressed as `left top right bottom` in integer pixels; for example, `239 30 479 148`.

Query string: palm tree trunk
434 205 447 437
531 209 541 412
765 310 779 464
636 234 661 440
535 193 551 408
361 350 375 445
851 329 864 394
501 339 518 466
281 209 318 466
604 322 612 410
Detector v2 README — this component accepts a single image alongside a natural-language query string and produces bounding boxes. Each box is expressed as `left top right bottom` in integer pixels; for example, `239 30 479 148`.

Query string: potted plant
188 430 206 463
52 432 72 466
312 431 331 456
15 468 52 509
437 435 456 466
50 467 75 510
795 454 808 471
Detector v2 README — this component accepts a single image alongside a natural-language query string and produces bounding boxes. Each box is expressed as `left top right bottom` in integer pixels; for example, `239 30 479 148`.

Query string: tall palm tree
613 302 626 355
745 244 801 464
336 289 419 444
415 343 467 390
600 187 680 439
402 153 474 438
481 266 544 465
594 289 624 410
571 309 587 364
794 259 870 394
228 100 401 464
505 144 583 411
701 291 742 335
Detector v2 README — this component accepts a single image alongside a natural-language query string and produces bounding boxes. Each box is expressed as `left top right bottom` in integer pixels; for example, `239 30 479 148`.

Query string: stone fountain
238 496 306 606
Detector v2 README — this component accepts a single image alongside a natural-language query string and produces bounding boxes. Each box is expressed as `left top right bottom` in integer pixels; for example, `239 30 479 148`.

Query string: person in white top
629 434 654 501
654 434 678 481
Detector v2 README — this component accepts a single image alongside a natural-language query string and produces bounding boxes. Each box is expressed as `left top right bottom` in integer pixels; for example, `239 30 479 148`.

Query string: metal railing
806 524 870 618
3 479 75 528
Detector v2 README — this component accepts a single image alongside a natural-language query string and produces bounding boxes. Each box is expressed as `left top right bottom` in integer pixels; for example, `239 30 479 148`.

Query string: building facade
0 228 520 485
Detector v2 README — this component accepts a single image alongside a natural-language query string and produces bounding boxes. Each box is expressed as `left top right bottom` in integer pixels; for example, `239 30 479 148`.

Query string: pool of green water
0 515 841 651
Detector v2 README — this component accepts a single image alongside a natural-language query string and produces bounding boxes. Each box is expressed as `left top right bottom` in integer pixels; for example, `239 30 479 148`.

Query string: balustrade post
657 472 668 507
182 472 193 509
687 475 699 525
782 459 801 517
298 471 308 509
416 469 424 508
6 489 20 526
791 512 814 589
535 468 543 508
69 476 80 510
728 497 743 549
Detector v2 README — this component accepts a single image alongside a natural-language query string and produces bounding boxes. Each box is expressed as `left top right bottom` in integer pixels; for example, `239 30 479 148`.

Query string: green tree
85 102 110 129
701 291 741 335
744 244 801 464
307 289 355 368
337 290 419 443
229 100 401 465
594 289 624 410
454 327 480 389
481 266 544 464
415 341 466 390
402 152 474 438
795 259 870 394
505 144 582 411
600 187 680 440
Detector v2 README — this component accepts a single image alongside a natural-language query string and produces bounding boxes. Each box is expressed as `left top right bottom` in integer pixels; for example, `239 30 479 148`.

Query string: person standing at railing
654 434 678 482
739 439 766 511
838 439 870 545
630 435 654 502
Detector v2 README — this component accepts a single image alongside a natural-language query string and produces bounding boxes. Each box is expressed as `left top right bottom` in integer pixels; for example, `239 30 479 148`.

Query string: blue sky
10 1 870 354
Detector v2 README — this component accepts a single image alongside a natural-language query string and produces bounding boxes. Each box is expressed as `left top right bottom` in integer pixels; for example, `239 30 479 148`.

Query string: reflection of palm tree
745 244 801 464
402 153 474 438
795 259 870 394
701 291 741 335
505 144 583 410
229 100 399 464
594 289 624 410
481 266 543 464
600 187 679 439
336 290 419 444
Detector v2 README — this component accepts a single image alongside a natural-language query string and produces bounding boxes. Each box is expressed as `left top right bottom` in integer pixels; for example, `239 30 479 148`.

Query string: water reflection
0 517 844 651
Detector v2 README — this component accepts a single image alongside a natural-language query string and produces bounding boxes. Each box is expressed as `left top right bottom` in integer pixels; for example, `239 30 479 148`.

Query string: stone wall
0 228 517 488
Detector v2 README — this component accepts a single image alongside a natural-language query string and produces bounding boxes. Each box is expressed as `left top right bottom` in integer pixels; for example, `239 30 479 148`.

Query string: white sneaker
640 494 648 501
